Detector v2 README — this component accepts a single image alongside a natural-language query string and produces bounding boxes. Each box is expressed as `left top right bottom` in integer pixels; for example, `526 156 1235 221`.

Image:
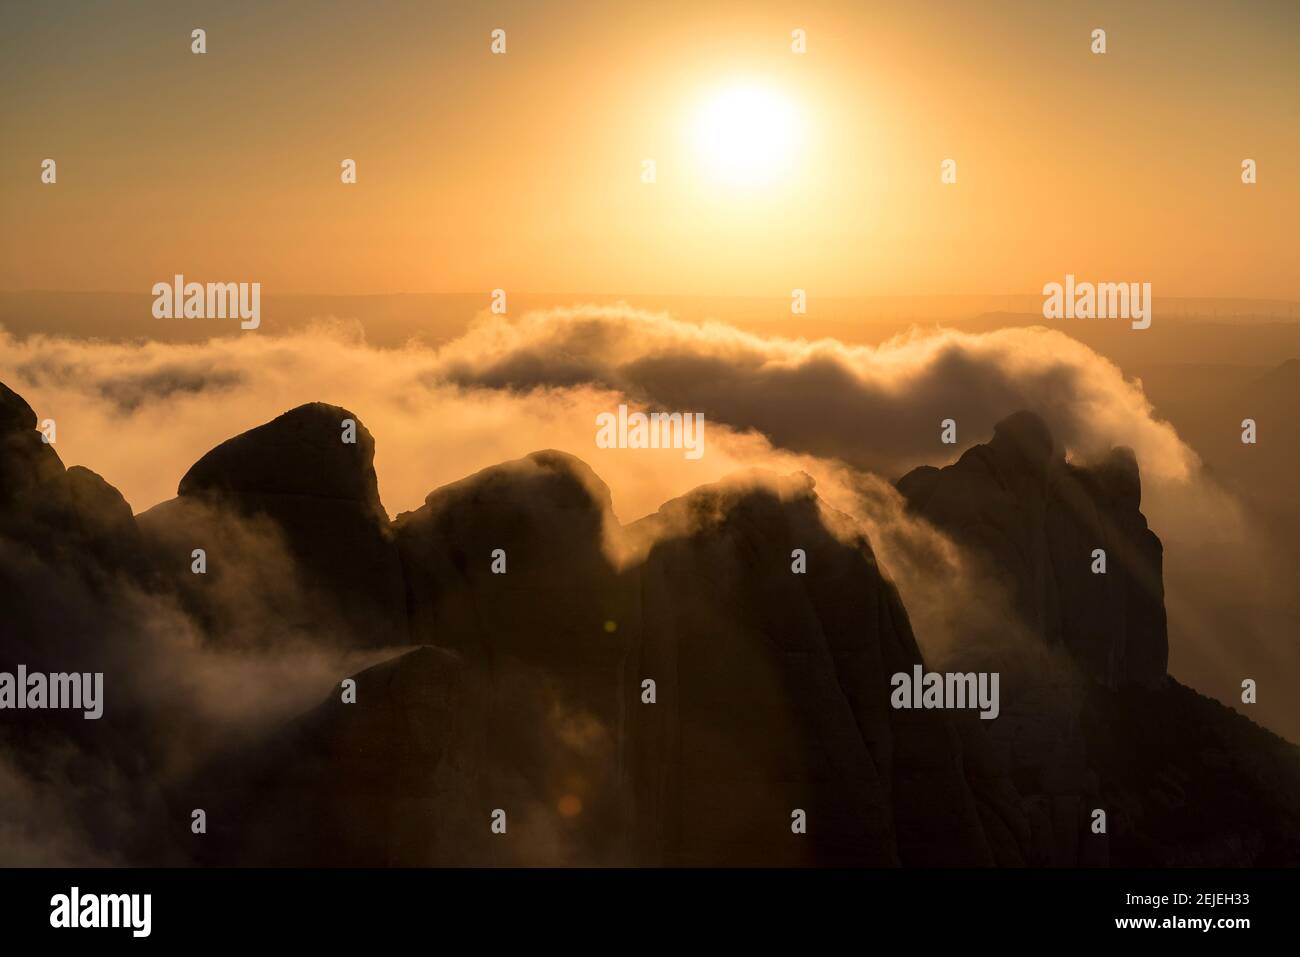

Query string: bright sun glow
691 84 803 188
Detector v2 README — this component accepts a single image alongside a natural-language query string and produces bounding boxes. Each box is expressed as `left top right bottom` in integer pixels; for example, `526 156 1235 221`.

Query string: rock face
0 381 138 564
895 412 1171 865
897 410 1167 689
2 379 1298 867
1086 679 1300 866
0 380 144 661
0 382 176 868
200 458 1006 866
192 646 491 866
141 403 408 647
394 450 631 700
624 471 997 865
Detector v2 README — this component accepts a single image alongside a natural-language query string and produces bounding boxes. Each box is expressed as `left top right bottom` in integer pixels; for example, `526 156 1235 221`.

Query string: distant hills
3 289 1298 350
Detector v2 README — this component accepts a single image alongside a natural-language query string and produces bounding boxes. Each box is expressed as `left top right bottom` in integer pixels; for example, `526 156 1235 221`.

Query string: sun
690 83 803 188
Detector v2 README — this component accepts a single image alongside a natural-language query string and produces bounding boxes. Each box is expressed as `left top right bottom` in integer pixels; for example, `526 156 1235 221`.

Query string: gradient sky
2 0 1298 298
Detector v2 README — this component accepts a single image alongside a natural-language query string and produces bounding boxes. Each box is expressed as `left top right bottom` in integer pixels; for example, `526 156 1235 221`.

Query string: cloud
432 305 1200 484
0 304 1292 748
0 307 1199 519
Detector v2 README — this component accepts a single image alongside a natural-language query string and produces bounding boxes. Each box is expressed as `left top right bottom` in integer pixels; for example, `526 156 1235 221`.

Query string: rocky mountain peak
989 409 1056 472
178 402 385 521
2 379 1296 868
898 411 1166 689
0 380 38 434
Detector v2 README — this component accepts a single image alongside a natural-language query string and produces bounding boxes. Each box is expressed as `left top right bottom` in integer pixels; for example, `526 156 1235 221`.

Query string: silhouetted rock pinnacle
144 402 407 647
898 410 1167 689
2 381 1297 867
179 403 387 521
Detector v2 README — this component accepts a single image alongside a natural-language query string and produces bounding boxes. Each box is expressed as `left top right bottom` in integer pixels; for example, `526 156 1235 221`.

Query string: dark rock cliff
898 410 1167 689
2 382 1297 866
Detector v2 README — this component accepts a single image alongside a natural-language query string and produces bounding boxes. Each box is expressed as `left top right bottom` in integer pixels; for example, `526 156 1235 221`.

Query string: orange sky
2 0 1298 299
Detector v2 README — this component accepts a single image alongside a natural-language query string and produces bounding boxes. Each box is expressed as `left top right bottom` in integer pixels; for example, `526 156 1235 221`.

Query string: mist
1 306 1294 742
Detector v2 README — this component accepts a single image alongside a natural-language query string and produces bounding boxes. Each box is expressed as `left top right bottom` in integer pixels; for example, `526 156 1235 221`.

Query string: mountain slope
1 379 1297 866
